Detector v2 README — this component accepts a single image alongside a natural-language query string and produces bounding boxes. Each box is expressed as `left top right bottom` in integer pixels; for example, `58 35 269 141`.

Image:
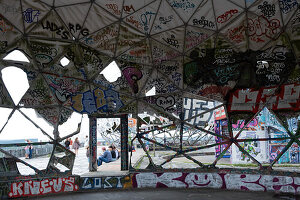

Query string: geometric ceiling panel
150 0 184 34
80 23 119 57
63 45 111 80
124 0 160 34
28 10 71 40
166 0 204 23
118 38 152 65
55 3 91 39
22 0 50 33
122 0 156 18
156 56 184 89
219 13 247 52
142 92 183 119
0 76 15 107
0 17 23 54
116 22 146 56
279 1 299 27
188 0 216 31
82 3 118 38
95 0 123 18
213 0 245 30
151 26 185 52
0 0 24 33
151 39 182 65
247 10 282 50
229 0 246 8
286 9 300 61
27 38 71 69
20 72 58 107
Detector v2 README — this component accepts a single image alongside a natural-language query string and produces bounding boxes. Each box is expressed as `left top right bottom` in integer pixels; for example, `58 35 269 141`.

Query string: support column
120 114 128 171
89 117 97 172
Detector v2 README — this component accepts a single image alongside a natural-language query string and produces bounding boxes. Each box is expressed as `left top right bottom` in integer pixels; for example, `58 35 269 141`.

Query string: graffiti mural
231 131 268 164
184 98 215 126
71 88 124 114
132 172 300 193
228 84 300 113
269 145 290 164
81 176 131 189
9 177 79 198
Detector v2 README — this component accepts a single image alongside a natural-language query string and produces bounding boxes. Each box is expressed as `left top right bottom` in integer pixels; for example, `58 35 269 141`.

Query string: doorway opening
87 115 128 175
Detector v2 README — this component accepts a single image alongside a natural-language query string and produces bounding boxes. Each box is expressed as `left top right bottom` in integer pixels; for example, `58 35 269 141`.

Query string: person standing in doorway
72 137 80 156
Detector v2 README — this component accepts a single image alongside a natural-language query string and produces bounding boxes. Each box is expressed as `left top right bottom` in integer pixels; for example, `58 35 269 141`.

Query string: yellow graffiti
72 93 83 112
123 175 132 189
94 88 106 109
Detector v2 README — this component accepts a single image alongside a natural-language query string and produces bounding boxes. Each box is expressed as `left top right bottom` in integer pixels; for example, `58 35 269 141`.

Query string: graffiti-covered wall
132 172 300 194
3 171 300 199
231 131 269 164
3 176 79 199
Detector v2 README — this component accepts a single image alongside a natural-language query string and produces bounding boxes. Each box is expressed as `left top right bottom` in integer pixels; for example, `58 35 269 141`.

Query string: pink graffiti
217 9 238 24
248 15 281 42
132 172 300 194
9 177 78 198
272 177 300 191
122 67 143 94
232 118 259 130
240 175 266 191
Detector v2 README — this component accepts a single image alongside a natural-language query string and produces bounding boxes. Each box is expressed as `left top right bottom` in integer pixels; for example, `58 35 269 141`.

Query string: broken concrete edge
1 168 300 199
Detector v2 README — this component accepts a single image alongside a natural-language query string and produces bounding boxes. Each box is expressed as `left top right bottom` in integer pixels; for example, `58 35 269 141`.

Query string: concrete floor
30 188 298 200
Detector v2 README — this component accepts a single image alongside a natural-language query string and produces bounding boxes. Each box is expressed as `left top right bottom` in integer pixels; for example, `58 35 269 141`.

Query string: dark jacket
65 140 70 147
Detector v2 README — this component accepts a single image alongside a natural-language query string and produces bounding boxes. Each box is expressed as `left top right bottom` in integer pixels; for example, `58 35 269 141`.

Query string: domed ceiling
0 0 299 127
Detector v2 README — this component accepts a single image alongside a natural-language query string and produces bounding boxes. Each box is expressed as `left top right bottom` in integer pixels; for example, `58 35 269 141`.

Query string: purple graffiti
122 67 143 94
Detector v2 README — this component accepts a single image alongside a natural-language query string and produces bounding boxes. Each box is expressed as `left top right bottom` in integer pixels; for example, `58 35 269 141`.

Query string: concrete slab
30 188 292 200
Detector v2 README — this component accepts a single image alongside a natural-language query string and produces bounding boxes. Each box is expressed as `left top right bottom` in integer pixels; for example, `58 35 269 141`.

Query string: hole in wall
145 86 156 96
3 50 30 63
100 61 121 82
1 67 30 105
60 57 70 66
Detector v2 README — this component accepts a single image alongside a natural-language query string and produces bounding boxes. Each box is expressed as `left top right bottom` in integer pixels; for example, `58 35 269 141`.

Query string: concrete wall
3 171 300 199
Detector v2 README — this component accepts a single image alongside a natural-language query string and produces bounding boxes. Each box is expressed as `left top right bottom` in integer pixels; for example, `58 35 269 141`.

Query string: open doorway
88 114 128 175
